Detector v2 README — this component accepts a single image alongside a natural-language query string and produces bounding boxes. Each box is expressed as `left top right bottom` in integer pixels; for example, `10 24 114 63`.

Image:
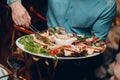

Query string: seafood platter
16 27 106 59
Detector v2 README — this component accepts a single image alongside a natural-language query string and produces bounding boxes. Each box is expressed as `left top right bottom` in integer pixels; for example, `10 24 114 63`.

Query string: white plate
16 35 100 60
0 65 8 80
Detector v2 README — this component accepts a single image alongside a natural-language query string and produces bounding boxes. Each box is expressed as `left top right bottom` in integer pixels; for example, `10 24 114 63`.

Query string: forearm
7 0 21 6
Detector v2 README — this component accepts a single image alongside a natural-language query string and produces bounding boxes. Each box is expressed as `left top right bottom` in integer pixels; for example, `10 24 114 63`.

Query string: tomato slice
50 49 58 56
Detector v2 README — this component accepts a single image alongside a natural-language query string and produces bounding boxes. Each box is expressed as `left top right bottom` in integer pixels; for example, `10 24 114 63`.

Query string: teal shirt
7 0 21 5
7 0 116 40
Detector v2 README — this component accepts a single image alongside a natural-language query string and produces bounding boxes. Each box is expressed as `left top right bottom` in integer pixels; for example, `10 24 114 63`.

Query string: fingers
113 62 120 80
10 2 31 28
22 11 31 28
13 15 25 26
12 11 31 28
110 76 117 80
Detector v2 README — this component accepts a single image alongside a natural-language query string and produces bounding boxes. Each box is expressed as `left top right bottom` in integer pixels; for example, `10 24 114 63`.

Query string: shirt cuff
7 0 21 6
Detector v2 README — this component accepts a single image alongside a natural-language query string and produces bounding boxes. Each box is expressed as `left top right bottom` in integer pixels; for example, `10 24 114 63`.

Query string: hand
113 61 120 80
107 26 120 49
110 61 120 80
10 1 31 28
110 76 117 80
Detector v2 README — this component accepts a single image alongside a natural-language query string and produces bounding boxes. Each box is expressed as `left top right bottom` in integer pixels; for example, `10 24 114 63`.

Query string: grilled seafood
18 27 107 57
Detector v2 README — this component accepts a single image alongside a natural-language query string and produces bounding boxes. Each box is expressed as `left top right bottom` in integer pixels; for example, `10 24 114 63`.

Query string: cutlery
29 25 50 44
0 74 13 79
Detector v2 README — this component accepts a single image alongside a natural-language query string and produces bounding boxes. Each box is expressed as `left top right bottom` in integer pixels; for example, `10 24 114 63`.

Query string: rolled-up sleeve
7 0 21 5
92 1 116 41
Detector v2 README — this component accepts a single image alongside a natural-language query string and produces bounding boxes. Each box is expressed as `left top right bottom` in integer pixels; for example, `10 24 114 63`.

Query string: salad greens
18 35 50 56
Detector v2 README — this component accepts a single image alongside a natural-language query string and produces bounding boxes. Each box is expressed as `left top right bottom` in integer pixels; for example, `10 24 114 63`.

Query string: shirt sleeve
92 2 116 41
7 0 21 6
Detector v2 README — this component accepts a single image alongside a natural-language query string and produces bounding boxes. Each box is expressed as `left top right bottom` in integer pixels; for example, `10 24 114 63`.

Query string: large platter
16 34 101 60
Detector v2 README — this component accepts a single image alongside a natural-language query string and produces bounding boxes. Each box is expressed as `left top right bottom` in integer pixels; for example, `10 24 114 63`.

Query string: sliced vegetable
50 49 58 56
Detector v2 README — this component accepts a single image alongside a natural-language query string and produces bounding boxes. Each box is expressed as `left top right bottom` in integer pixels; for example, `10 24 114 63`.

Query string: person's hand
112 61 120 80
107 26 120 49
110 61 120 80
113 60 120 80
10 1 31 28
110 76 117 80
